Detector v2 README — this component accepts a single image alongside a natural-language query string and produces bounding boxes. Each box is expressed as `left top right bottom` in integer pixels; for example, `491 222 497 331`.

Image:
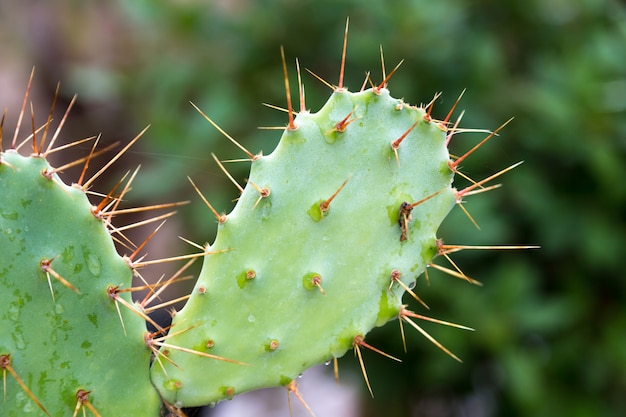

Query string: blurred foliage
2 0 626 416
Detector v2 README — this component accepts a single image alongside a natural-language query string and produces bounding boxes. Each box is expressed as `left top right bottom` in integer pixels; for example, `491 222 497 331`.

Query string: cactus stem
375 59 404 92
337 17 349 91
11 67 34 149
399 308 463 362
40 258 80 300
188 177 228 224
286 380 316 417
450 117 514 169
212 153 244 194
191 102 259 161
280 46 296 130
391 120 419 166
319 175 351 215
72 389 102 417
0 354 51 417
389 269 429 310
427 262 482 286
81 125 149 190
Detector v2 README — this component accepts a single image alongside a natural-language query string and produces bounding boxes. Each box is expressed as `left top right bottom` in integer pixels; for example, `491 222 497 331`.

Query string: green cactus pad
151 87 457 406
0 151 160 416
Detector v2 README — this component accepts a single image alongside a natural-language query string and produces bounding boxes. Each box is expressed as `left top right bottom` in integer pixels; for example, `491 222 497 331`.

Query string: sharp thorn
338 17 349 90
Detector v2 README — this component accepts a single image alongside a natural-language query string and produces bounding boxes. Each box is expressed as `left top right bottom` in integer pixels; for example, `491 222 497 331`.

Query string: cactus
1 23 533 416
150 58 466 407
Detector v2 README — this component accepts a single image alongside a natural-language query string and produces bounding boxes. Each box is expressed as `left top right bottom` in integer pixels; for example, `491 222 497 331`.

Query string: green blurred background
1 0 625 416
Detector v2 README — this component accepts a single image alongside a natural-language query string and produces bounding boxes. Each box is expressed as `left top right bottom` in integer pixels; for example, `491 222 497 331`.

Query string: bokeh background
1 0 625 416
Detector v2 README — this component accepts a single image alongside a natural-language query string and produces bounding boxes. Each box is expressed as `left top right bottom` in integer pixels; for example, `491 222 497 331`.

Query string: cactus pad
0 151 161 416
150 85 458 406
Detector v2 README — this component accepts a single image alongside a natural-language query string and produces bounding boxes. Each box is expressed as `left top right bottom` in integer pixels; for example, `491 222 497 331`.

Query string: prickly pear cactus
0 149 161 416
150 78 466 406
1 23 528 416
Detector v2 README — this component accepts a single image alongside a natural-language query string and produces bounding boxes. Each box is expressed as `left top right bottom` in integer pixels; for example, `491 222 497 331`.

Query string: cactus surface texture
1 25 528 416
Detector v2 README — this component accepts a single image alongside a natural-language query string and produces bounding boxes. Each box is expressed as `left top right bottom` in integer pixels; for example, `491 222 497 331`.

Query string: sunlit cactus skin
0 151 161 416
150 86 458 407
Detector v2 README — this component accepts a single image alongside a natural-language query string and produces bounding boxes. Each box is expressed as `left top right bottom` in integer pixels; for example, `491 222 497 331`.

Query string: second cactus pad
151 87 456 406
